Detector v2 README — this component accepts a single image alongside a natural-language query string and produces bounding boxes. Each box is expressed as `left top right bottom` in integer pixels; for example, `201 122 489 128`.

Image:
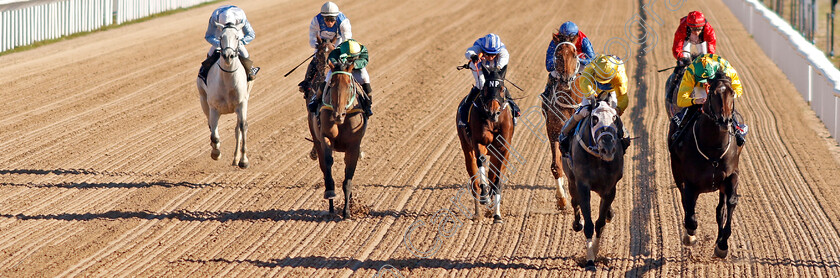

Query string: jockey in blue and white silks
199 5 258 81
458 33 520 127
300 2 354 93
542 21 595 98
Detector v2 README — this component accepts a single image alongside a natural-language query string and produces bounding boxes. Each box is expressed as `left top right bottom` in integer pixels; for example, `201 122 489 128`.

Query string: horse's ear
480 65 490 80
499 65 508 80
214 22 224 29
235 22 245 30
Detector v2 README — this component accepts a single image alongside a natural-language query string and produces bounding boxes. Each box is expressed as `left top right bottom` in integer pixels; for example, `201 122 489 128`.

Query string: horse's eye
592 117 599 125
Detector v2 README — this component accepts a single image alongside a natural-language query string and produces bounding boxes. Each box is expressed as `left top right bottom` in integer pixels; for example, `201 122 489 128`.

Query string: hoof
682 231 697 246
238 160 249 169
342 210 352 220
493 215 503 224
360 151 366 159
584 260 596 271
309 148 317 160
605 209 613 223
211 149 221 160
714 245 729 258
324 190 336 200
556 197 568 210
479 197 489 205
573 220 583 232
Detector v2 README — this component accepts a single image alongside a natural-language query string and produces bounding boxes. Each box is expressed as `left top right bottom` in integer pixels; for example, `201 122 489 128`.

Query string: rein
321 71 359 111
217 25 241 73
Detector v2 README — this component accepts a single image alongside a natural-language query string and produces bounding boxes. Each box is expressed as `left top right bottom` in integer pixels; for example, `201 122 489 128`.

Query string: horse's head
216 22 244 65
479 65 508 122
703 69 735 128
327 61 357 124
553 41 579 89
590 101 620 161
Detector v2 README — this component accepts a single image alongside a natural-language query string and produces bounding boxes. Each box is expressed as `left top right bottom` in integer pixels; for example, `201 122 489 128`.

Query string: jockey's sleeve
724 63 743 97
205 16 220 47
465 39 482 60
545 40 557 72
575 68 598 99
353 46 369 69
309 16 320 49
613 66 629 113
580 37 595 65
676 69 697 107
497 48 510 68
704 23 717 54
340 17 352 43
672 18 688 60
241 18 255 45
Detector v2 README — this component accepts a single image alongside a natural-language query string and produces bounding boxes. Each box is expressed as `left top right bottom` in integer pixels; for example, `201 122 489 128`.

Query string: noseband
218 24 241 73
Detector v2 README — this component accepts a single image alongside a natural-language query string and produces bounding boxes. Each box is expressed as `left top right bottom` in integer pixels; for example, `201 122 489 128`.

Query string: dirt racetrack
2 0 840 276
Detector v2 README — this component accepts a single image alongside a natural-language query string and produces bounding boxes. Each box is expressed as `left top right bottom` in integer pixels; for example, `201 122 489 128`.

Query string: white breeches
325 67 370 85
581 92 618 109
681 41 708 58
208 45 249 58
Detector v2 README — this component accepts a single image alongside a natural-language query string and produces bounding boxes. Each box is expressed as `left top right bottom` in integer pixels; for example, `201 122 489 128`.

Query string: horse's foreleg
460 140 482 221
473 144 490 205
342 145 361 220
577 181 596 270
320 138 337 214
208 109 221 160
681 184 700 246
234 104 249 169
550 140 570 209
593 187 616 259
488 145 508 224
715 173 739 258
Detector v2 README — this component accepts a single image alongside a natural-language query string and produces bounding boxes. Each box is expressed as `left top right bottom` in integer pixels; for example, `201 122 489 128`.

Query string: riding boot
362 83 373 117
615 116 631 151
308 88 324 113
558 106 591 154
732 117 747 146
198 52 220 81
670 105 699 144
299 58 319 93
458 87 481 128
239 56 258 81
505 88 521 124
542 72 558 101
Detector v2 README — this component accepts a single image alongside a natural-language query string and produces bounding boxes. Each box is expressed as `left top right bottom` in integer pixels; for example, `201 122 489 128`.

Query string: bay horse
196 22 251 169
561 97 625 270
456 65 515 224
541 41 582 210
314 61 368 219
305 38 333 160
668 70 743 258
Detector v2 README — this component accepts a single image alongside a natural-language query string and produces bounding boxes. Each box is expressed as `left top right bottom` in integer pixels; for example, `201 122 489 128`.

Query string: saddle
669 106 700 147
198 51 221 84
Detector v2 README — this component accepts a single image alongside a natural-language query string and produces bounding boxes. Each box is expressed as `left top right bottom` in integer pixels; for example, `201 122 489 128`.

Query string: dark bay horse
305 38 333 160
541 41 582 209
456 65 515 224
668 71 743 258
313 61 368 219
561 99 625 270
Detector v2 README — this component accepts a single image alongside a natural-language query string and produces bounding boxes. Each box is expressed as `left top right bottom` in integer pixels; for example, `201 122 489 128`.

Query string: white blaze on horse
196 22 252 169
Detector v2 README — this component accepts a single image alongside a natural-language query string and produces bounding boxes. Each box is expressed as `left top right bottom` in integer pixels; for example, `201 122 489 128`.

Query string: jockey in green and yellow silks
673 53 748 146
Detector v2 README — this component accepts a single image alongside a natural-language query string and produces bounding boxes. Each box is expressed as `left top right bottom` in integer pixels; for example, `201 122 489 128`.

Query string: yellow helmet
341 40 362 57
591 55 621 83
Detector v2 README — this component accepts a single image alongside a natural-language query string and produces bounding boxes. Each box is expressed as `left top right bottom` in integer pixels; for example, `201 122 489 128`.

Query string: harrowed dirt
1 0 840 276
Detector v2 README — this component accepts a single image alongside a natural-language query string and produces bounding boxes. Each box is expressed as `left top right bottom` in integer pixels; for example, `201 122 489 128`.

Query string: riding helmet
558 21 579 37
481 33 503 55
591 55 621 83
321 2 340 16
341 39 362 57
687 11 706 28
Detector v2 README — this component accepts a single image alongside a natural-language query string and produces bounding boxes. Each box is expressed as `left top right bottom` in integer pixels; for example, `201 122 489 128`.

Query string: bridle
551 41 581 109
576 102 619 160
701 79 735 128
217 24 242 73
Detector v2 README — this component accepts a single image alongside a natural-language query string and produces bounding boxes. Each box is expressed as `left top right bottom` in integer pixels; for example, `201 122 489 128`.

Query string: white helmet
320 2 340 17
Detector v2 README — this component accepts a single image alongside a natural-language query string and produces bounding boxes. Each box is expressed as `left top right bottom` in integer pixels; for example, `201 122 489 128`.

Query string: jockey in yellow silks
558 54 630 153
673 53 747 145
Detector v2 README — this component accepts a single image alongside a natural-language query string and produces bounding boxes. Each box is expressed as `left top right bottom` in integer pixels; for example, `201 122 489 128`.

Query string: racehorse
561 97 625 270
306 38 334 160
196 22 251 169
313 61 368 219
668 70 743 258
456 65 515 224
541 41 582 209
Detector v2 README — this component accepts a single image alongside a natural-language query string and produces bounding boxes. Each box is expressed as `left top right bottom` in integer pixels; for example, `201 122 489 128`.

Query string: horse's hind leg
576 182 596 270
208 108 221 160
680 184 700 246
592 187 616 259
342 145 361 220
233 104 249 169
715 173 739 258
550 140 570 209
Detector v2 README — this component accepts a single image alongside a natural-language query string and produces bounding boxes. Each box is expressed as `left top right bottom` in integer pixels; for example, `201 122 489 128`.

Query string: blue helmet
558 21 579 37
480 33 503 54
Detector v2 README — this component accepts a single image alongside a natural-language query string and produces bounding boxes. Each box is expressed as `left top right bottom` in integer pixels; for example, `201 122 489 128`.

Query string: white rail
0 0 214 53
723 0 840 144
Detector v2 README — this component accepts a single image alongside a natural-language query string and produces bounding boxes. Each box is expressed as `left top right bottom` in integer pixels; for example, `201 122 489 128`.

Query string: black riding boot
198 52 220 81
458 87 481 128
615 116 631 151
541 72 558 101
308 91 321 113
362 83 373 117
558 106 589 154
505 88 521 121
239 56 258 81
732 116 747 146
670 105 699 145
299 58 319 93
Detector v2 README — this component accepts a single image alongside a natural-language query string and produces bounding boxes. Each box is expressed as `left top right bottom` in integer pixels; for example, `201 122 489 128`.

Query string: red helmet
687 11 706 28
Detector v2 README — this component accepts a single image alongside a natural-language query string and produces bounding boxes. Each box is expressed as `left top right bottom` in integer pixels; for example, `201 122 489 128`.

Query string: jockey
299 2 353 93
458 33 521 128
558 54 631 153
672 54 747 146
673 11 717 67
543 21 596 98
198 5 258 81
307 39 373 117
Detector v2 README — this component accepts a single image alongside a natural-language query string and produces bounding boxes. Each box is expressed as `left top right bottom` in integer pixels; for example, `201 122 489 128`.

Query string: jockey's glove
470 54 479 63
